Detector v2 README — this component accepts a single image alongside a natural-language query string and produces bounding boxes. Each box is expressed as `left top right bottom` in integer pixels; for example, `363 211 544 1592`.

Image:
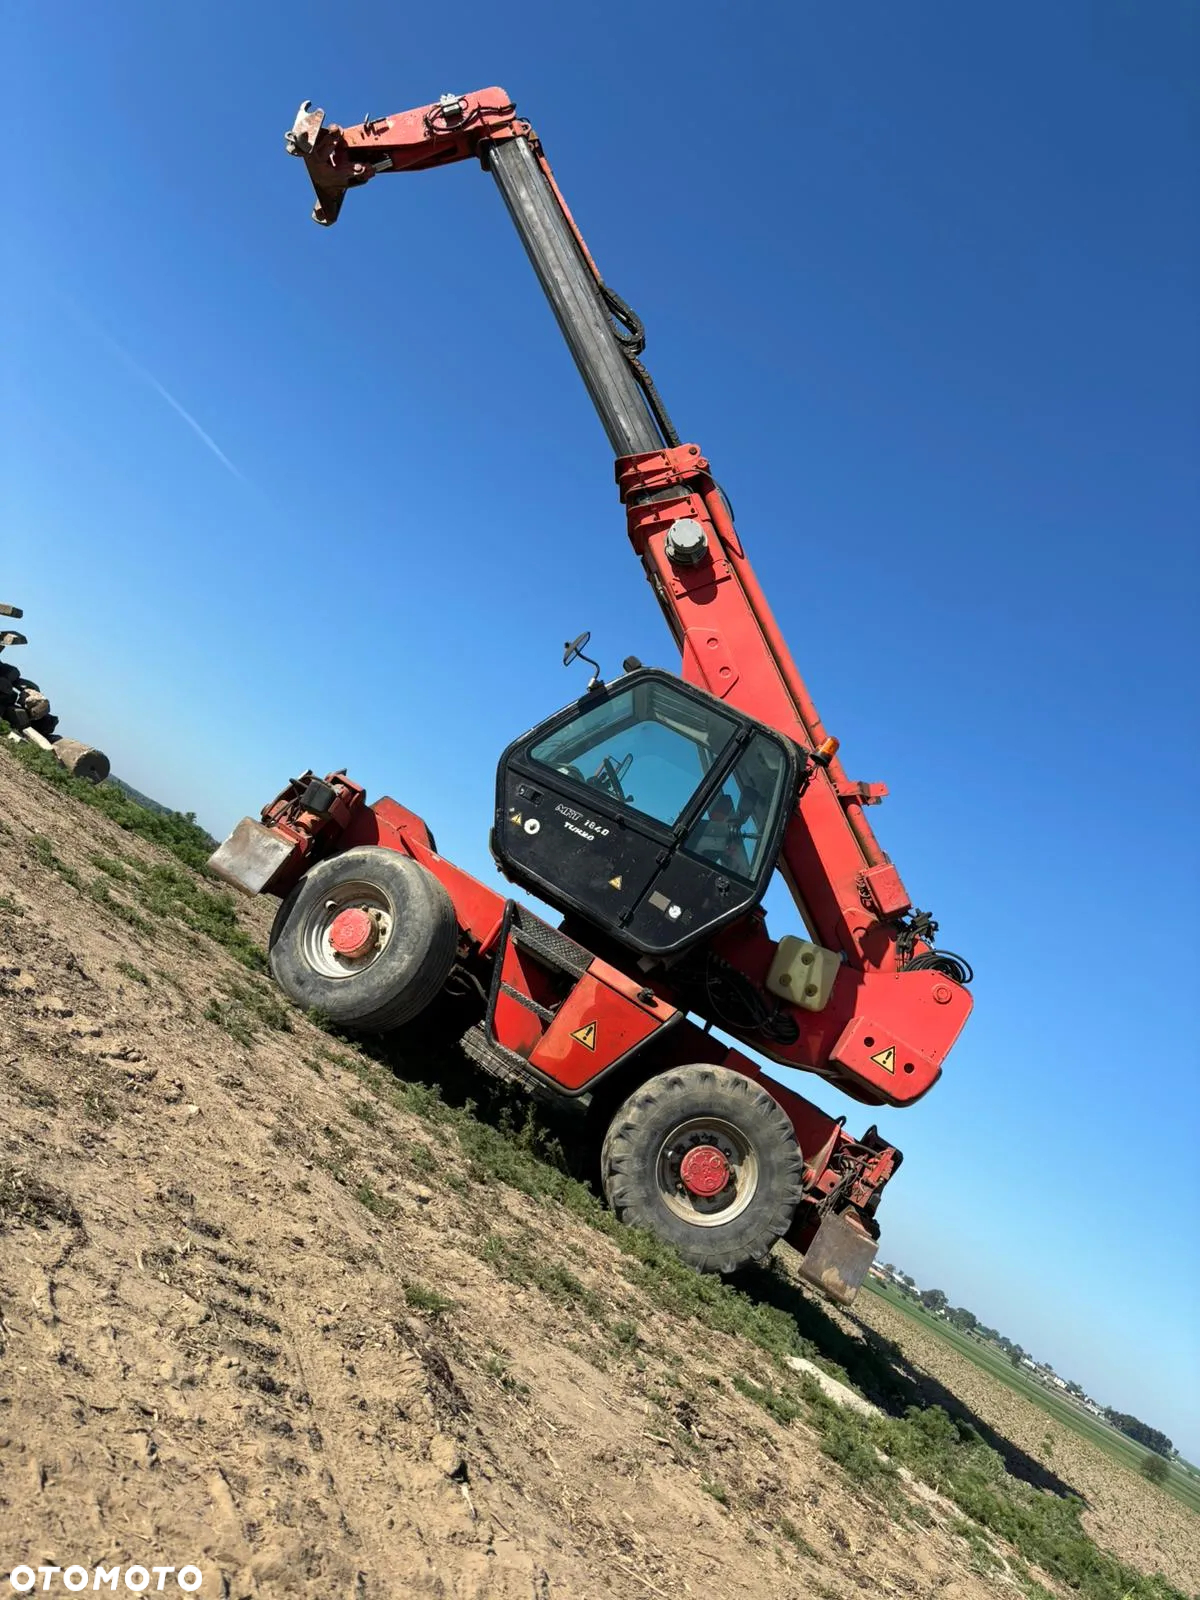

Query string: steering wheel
601 752 630 796
588 756 628 803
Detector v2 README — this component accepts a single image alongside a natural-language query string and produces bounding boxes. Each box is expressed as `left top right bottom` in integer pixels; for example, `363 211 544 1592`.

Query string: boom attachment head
284 91 522 226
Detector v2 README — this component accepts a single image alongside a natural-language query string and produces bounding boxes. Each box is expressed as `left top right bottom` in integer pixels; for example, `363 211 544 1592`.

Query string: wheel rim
300 879 394 979
656 1115 759 1227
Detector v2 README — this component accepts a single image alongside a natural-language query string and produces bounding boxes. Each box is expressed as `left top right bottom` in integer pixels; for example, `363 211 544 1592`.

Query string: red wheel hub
328 906 377 959
679 1144 731 1197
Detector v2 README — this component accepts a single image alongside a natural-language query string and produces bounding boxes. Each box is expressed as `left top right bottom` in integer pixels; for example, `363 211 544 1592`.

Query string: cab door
493 670 798 958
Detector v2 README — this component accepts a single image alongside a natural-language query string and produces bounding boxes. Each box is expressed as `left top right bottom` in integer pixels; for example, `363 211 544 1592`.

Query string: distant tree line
1104 1410 1173 1458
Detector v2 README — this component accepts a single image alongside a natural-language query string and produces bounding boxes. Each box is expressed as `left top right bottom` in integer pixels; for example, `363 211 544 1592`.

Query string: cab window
684 734 790 880
528 682 738 828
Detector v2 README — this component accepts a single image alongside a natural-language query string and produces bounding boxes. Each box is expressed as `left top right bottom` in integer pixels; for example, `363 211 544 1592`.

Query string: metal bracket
834 778 888 806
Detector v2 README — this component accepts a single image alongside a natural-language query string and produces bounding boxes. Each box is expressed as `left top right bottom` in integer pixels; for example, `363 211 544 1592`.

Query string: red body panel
529 970 665 1091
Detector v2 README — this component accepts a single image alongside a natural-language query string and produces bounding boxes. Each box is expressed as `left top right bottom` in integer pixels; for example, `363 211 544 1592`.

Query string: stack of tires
0 602 110 783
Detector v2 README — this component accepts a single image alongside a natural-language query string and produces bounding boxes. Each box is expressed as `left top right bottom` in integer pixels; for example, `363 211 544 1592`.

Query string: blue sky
5 3 1197 1457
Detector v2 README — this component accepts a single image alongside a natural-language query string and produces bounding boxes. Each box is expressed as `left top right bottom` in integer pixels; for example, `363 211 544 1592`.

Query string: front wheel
268 846 457 1031
600 1064 804 1274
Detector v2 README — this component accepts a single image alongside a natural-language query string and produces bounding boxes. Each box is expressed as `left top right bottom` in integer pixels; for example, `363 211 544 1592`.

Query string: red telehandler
210 88 973 1303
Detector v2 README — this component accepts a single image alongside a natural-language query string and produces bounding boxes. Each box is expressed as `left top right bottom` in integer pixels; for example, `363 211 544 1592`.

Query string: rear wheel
268 846 456 1031
600 1064 804 1273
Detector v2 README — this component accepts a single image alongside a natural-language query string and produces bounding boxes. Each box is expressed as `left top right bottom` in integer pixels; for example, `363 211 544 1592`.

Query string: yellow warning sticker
510 812 523 825
608 875 623 890
870 1045 896 1074
570 1021 597 1051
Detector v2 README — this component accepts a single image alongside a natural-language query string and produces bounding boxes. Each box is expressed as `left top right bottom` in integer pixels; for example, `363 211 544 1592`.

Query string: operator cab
493 670 798 958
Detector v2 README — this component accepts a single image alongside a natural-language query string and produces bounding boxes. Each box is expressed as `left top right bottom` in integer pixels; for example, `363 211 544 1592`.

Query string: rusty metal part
208 817 300 896
794 1211 878 1307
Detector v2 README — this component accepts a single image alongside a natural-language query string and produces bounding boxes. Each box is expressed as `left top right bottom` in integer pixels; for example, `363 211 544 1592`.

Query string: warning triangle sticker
510 812 523 825
608 875 623 890
570 1021 597 1051
870 1045 896 1074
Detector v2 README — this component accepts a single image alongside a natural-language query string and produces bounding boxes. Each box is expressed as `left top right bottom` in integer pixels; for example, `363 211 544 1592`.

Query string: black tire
268 846 457 1032
600 1064 804 1274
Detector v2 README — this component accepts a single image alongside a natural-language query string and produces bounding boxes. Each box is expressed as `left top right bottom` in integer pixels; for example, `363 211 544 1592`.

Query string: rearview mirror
563 631 591 666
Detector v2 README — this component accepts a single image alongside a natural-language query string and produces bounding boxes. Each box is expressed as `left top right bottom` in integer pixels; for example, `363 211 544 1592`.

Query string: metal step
509 903 592 977
458 1023 549 1096
498 981 556 1024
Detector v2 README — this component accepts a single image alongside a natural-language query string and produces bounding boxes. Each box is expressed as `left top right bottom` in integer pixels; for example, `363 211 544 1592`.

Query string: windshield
529 681 739 828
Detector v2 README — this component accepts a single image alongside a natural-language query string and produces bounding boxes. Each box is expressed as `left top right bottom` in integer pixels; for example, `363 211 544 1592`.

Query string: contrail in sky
53 289 246 482
109 339 245 481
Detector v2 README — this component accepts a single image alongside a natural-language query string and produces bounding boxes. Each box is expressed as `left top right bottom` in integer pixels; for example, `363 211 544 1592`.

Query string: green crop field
865 1280 1200 1516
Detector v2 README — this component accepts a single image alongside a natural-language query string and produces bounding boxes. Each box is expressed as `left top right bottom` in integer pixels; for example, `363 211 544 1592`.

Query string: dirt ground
0 753 1192 1599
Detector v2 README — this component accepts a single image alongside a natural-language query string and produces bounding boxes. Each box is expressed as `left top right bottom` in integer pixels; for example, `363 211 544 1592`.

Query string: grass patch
407 1141 437 1176
864 1403 1181 1599
88 877 152 934
481 1232 606 1318
115 960 151 987
819 1412 895 1490
404 1280 456 1316
132 861 266 970
732 1373 804 1427
0 892 24 916
777 1515 818 1559
356 1181 398 1221
203 976 293 1046
203 999 255 1048
90 853 136 883
81 1085 120 1124
700 1479 728 1505
483 1351 530 1397
29 833 82 890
